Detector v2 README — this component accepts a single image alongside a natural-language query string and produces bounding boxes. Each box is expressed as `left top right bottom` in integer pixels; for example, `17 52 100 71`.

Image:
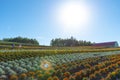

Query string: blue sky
0 0 120 45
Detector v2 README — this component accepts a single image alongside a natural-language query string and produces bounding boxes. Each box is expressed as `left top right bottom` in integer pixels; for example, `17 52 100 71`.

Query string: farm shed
92 41 119 48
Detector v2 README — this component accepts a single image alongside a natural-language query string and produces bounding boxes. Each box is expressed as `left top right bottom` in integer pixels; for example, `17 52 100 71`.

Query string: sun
56 1 91 32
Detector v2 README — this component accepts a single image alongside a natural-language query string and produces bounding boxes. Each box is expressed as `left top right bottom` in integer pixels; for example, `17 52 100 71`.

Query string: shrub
37 74 43 80
47 77 53 80
63 72 70 78
63 77 69 80
19 73 27 80
9 75 18 80
27 72 35 77
53 76 59 80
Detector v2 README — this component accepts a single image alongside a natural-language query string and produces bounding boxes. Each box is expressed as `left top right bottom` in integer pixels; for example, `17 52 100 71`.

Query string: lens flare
40 60 53 71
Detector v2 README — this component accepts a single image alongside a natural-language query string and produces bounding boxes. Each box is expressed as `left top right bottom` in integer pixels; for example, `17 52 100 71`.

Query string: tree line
50 37 93 47
3 36 39 45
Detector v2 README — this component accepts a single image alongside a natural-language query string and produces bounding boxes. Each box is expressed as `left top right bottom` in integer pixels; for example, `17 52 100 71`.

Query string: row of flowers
0 50 120 62
1 51 120 80
61 54 120 80
42 54 120 80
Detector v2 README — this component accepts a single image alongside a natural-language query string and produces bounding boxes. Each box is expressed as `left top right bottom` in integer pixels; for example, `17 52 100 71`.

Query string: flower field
0 50 120 80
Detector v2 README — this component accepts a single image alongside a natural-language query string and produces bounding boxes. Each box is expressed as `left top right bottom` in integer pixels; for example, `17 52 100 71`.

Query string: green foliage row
0 48 120 62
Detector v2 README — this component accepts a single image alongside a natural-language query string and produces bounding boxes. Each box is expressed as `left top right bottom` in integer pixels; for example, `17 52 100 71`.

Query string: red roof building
92 41 119 48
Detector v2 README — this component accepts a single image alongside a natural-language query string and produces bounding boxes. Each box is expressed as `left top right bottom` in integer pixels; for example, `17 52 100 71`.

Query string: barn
92 41 119 48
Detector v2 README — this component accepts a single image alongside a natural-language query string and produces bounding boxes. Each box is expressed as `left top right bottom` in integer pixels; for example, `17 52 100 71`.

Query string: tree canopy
3 36 39 45
50 37 93 47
